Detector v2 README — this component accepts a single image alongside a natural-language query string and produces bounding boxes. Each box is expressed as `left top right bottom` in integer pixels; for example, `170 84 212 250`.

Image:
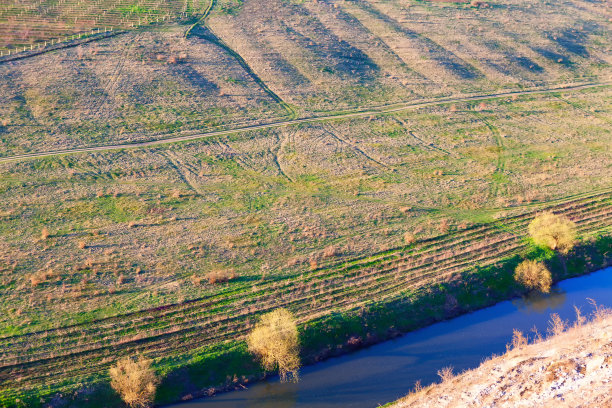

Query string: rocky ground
393 308 612 408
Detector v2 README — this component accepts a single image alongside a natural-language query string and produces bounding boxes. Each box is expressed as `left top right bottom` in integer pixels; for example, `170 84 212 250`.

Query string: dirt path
0 82 608 163
160 151 204 196
475 114 506 199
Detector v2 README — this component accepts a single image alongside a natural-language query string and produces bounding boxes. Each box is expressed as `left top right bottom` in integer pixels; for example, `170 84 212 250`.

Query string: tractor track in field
1 189 610 348
475 114 507 200
0 82 609 164
0 189 610 396
186 0 296 119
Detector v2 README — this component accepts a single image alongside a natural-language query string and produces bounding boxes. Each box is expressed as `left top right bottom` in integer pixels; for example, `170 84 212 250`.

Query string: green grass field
0 0 610 406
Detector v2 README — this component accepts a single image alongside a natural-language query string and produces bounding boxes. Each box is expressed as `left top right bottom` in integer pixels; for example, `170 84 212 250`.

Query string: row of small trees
514 211 577 293
110 308 300 407
108 211 577 407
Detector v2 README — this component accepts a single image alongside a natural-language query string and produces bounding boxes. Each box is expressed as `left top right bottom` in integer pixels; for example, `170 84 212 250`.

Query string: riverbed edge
12 234 611 407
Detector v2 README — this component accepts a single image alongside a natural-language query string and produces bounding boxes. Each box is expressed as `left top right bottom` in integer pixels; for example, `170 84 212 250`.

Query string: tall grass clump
247 308 301 382
437 366 454 383
205 268 236 284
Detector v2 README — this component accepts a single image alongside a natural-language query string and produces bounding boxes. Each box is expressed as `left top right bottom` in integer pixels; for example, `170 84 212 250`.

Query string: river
170 266 612 408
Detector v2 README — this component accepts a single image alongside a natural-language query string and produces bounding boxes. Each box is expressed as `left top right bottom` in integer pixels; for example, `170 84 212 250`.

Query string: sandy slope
393 311 612 408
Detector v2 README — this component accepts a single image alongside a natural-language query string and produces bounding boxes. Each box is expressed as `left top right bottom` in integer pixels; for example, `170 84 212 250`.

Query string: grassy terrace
0 86 611 406
0 0 610 406
0 192 610 405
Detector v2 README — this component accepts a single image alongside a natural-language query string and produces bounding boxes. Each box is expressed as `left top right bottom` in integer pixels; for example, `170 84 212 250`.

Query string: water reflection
511 286 567 313
249 382 298 408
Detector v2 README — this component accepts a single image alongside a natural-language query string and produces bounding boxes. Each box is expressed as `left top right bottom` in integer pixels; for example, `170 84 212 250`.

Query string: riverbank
391 307 612 407
169 266 612 408
6 228 611 407
158 234 612 407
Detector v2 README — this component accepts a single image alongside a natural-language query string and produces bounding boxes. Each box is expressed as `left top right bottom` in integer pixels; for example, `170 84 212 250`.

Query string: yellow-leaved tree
247 308 300 383
528 211 576 272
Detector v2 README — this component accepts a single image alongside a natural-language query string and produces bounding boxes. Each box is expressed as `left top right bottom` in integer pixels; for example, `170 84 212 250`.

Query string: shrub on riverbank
514 260 552 293
109 356 159 408
247 308 301 383
528 211 576 254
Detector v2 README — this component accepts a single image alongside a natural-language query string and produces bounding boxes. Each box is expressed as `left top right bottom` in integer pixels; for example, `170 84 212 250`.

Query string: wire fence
0 0 204 56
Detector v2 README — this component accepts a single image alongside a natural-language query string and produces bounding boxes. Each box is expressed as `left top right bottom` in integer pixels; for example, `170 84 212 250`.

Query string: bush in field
205 268 236 284
247 308 300 382
403 232 416 245
29 268 54 288
109 356 159 408
514 260 552 293
528 211 576 254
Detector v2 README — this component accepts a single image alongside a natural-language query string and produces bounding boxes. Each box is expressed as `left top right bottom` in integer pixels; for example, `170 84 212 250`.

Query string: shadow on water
171 267 612 408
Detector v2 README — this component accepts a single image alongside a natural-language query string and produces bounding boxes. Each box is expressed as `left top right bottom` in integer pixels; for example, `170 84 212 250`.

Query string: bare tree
247 308 300 382
109 356 159 408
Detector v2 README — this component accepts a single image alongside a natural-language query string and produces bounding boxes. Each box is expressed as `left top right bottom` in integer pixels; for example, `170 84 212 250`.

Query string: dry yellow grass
205 269 236 284
403 232 416 245
29 269 54 288
393 306 612 408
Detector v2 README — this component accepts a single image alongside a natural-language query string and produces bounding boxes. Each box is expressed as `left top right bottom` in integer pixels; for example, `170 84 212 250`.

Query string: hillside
2 0 612 155
392 308 612 408
0 0 611 406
